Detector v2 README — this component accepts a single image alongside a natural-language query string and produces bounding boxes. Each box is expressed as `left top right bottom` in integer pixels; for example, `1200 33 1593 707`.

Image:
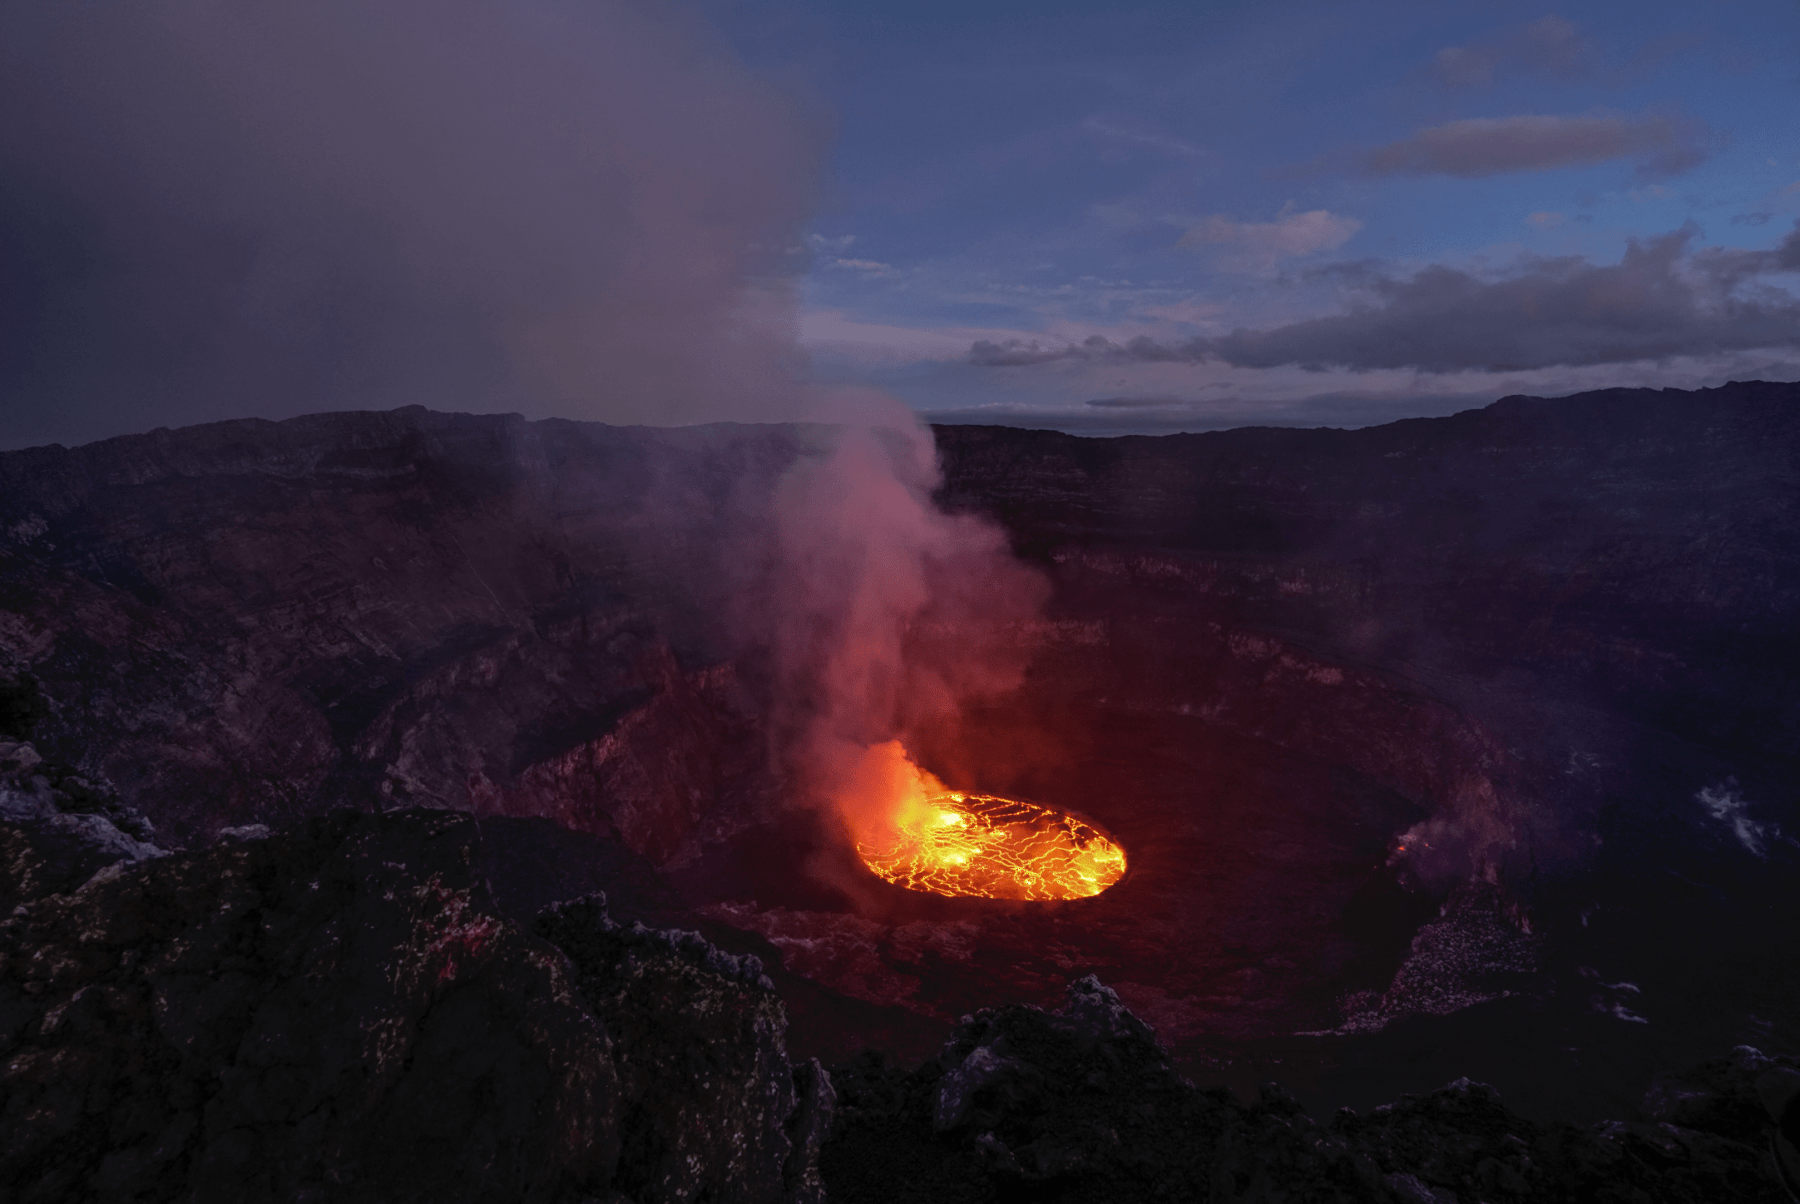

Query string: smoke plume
757 391 1049 848
0 0 822 446
1 1 1049 854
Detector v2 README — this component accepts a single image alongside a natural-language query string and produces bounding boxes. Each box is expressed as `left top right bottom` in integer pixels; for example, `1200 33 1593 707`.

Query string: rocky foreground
1 740 831 1204
4 743 1795 1204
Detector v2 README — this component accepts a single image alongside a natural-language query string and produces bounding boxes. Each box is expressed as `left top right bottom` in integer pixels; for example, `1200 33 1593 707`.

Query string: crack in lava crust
855 793 1127 900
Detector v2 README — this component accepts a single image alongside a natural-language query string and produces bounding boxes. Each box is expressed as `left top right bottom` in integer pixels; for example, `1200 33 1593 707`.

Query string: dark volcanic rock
3 383 1799 1116
933 381 1800 837
825 976 1233 1203
476 814 692 929
535 896 833 1204
823 976 1794 1203
474 812 947 1073
0 409 799 852
0 808 828 1204
0 738 165 914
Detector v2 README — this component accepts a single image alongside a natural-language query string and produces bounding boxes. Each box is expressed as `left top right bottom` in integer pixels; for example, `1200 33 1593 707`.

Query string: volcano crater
4 385 1798 1124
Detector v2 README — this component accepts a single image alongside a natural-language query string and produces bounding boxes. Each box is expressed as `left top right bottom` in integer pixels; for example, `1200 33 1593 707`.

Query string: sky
2 0 1798 447
738 0 1800 433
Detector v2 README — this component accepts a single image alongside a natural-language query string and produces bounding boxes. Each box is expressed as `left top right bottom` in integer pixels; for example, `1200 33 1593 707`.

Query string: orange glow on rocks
845 742 1126 900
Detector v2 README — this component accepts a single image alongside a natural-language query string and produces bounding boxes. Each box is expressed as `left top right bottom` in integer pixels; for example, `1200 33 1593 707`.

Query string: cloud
0 0 824 447
968 333 1212 367
801 310 1053 371
1079 117 1206 162
968 339 1096 367
968 223 1800 374
1524 211 1568 230
1431 15 1591 89
1178 208 1361 269
1360 113 1709 180
828 258 897 276
1209 225 1800 372
1779 222 1800 271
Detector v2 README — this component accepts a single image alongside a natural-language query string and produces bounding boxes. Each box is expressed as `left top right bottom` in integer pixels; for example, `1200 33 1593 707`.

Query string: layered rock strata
0 410 799 854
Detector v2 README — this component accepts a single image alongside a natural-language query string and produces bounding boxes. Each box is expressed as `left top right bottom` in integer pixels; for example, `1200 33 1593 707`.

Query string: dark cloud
1430 16 1591 89
0 0 823 449
1207 226 1800 372
968 334 1209 367
1779 223 1800 271
967 223 1800 374
1360 113 1709 180
970 337 1097 366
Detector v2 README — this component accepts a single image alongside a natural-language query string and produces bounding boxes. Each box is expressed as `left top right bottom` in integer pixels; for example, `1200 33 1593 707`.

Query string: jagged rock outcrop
0 738 165 913
824 976 1795 1203
535 896 832 1204
0 808 829 1204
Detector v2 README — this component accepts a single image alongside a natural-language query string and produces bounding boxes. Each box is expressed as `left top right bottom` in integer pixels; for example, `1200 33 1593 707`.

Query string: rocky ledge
3 783 1796 1203
0 796 831 1204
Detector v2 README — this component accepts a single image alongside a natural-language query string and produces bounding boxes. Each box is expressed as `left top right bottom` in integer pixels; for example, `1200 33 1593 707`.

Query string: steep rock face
536 897 833 1204
7 385 1793 871
907 606 1526 886
934 381 1800 796
0 410 803 852
0 809 828 1204
824 976 1794 1203
493 655 778 865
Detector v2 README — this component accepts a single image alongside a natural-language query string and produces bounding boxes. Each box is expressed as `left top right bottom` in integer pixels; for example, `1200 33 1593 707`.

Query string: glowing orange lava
855 789 1127 901
837 741 1126 900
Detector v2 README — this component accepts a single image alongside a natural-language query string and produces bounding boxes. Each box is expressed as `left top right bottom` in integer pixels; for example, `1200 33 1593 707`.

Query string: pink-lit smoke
758 391 1049 848
2 0 1049 842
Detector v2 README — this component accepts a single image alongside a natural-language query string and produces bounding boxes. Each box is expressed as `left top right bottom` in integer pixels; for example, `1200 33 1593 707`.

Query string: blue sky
719 0 1800 431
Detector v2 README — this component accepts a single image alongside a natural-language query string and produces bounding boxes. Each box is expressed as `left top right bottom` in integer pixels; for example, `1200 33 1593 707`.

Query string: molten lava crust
855 792 1126 900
